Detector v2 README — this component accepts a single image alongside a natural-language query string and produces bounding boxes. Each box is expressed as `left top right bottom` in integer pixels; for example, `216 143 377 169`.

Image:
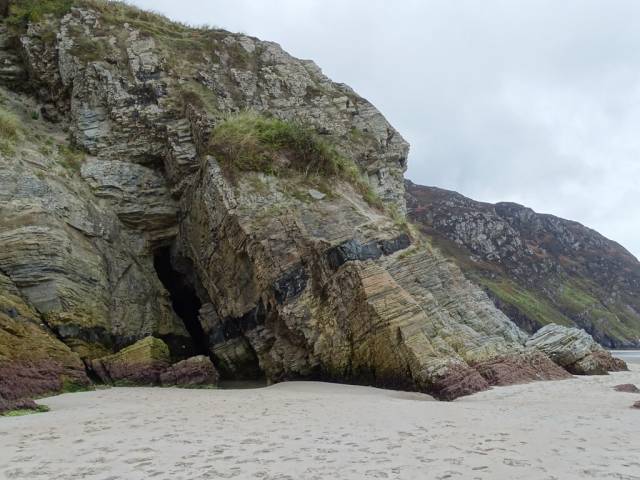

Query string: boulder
428 363 490 401
526 324 627 374
160 355 219 388
633 401 640 410
570 350 627 375
91 337 171 386
0 396 39 415
614 384 640 393
472 351 571 386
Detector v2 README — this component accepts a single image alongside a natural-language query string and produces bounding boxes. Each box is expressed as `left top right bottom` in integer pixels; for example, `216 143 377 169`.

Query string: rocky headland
0 0 629 412
405 182 640 348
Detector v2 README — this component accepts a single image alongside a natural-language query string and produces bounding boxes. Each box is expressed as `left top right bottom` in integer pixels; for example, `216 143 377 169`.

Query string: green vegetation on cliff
5 0 72 26
470 259 640 348
210 112 348 177
0 106 21 155
475 277 573 327
448 249 640 348
209 112 383 208
406 182 640 348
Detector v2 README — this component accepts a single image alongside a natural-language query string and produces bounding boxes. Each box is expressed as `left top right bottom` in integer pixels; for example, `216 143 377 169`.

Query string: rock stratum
0 1 627 410
406 182 640 348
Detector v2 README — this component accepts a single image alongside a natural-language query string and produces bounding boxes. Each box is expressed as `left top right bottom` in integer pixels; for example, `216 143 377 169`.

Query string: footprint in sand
435 472 462 479
503 458 531 467
124 456 154 465
365 470 389 478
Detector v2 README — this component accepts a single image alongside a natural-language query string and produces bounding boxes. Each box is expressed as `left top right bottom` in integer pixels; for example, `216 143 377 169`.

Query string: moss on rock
0 274 91 404
91 336 171 386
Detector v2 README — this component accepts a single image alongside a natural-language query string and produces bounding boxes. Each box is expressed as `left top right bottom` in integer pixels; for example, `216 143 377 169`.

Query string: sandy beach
1 366 639 480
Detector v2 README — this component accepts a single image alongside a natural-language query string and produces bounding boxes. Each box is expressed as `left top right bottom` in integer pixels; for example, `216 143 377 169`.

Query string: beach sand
1 366 639 480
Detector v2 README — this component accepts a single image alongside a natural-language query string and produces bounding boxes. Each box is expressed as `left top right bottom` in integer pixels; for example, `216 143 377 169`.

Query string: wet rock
0 273 90 404
526 324 627 374
91 337 171 386
160 355 219 387
325 234 411 270
613 384 640 393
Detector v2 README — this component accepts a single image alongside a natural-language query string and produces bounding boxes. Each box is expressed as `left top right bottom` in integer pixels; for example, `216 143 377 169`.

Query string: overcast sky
130 0 640 259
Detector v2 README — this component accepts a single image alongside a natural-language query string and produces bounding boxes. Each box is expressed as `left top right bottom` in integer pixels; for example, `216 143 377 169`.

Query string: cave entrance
153 247 209 357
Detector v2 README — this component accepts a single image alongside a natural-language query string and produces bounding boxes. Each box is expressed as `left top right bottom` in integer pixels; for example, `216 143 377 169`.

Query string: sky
130 0 640 259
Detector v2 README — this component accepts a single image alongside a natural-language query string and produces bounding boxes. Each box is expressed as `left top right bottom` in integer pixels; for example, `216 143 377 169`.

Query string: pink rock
473 351 571 386
160 355 219 388
614 384 640 393
429 363 490 400
0 396 38 414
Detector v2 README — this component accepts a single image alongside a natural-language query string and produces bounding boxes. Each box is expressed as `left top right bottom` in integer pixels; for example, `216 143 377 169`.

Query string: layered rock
160 355 219 387
471 351 571 386
405 181 640 348
0 271 90 411
91 336 171 386
91 337 219 387
0 86 194 361
0 1 629 403
526 324 627 375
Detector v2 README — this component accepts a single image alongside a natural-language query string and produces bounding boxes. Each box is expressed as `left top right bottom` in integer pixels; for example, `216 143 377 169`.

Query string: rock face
526 325 626 375
160 355 219 387
470 351 570 386
91 336 171 386
91 337 219 387
0 1 628 403
405 181 640 348
0 271 90 410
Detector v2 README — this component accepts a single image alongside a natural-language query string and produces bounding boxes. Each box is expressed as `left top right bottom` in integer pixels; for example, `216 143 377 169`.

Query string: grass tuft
209 112 343 176
69 33 108 62
6 0 73 28
57 144 85 173
0 107 22 156
0 108 21 140
209 112 384 208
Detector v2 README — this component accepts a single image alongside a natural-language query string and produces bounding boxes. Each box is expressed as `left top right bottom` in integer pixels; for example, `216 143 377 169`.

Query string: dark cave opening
153 247 209 358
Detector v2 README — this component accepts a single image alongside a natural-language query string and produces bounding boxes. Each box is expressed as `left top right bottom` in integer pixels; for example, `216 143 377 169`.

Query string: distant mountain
406 180 640 348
